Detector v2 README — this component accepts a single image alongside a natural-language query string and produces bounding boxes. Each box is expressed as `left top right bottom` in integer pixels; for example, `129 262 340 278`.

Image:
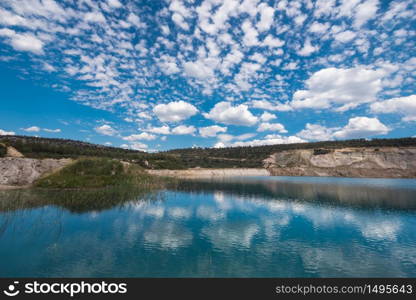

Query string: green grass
34 157 167 189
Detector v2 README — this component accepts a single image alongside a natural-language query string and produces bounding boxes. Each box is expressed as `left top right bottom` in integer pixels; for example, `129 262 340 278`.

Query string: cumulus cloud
153 101 198 122
23 126 40 132
199 125 227 138
171 125 196 135
242 20 259 47
214 132 258 147
216 135 306 148
107 0 122 8
146 125 171 135
0 29 44 54
296 117 391 141
257 122 287 133
43 128 61 133
353 0 379 28
94 124 118 136
370 95 416 122
296 123 335 141
123 132 157 141
256 3 274 32
203 102 258 126
129 142 148 151
183 60 214 80
251 100 292 111
0 0 413 148
0 128 15 135
332 117 390 139
297 39 319 56
84 11 106 23
334 30 357 43
260 112 276 122
309 21 329 34
291 67 386 111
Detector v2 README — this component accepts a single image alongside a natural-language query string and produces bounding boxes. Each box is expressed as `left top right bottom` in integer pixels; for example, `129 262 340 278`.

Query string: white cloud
107 0 122 8
260 112 276 122
241 20 259 47
43 128 61 133
0 128 15 135
282 62 298 70
127 13 146 28
23 126 40 132
0 29 44 55
256 4 274 32
203 102 258 126
84 11 106 23
217 133 255 143
129 142 148 151
251 100 292 111
94 124 118 136
291 67 386 111
353 0 379 28
199 125 227 138
172 12 189 30
309 21 329 34
159 57 180 75
261 35 285 48
332 117 390 139
334 30 356 43
297 39 319 56
146 125 171 135
217 135 306 148
183 60 214 80
370 95 416 122
0 8 28 27
137 112 152 120
257 122 287 133
123 132 157 141
214 132 257 147
153 100 198 122
296 123 335 141
171 125 196 135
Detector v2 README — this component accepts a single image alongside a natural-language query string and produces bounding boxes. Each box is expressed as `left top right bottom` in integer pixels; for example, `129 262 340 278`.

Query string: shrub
0 143 6 157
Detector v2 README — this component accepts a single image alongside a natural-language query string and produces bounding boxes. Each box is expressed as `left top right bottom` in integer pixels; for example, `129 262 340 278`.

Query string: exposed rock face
148 168 270 178
264 147 416 178
6 146 24 158
0 157 72 186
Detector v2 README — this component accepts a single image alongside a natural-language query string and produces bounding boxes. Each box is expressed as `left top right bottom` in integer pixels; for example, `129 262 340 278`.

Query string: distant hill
1 135 415 169
164 137 416 168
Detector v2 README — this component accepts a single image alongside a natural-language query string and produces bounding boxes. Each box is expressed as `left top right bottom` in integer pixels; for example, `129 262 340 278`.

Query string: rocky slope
264 147 416 178
0 157 72 186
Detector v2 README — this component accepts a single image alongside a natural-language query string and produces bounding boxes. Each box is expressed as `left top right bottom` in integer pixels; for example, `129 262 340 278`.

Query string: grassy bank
34 158 167 189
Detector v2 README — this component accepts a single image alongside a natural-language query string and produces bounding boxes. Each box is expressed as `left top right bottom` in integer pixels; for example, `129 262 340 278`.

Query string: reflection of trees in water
0 188 163 240
0 187 162 213
173 179 416 211
1 181 416 277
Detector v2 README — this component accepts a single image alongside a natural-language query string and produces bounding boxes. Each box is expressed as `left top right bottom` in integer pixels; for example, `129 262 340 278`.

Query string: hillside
1 135 416 169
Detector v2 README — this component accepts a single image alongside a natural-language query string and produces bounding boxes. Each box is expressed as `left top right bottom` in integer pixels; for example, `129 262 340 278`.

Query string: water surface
1 176 416 277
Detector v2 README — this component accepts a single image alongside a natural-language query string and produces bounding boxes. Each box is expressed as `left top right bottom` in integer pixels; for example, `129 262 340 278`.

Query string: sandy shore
147 168 270 178
0 184 28 190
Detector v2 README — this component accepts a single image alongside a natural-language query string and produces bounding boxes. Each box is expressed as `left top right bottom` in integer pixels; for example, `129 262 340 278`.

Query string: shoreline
0 184 29 190
147 168 270 178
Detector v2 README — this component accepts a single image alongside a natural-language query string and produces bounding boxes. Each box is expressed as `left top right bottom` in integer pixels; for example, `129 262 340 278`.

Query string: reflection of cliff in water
173 178 416 211
0 187 161 213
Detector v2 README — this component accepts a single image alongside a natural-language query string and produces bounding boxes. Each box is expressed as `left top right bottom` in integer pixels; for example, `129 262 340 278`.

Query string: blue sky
0 0 415 151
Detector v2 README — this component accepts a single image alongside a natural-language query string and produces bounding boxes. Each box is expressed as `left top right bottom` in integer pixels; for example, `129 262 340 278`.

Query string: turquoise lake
1 176 416 277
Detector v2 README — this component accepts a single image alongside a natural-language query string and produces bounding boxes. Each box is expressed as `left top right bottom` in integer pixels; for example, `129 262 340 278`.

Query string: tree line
1 135 415 169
